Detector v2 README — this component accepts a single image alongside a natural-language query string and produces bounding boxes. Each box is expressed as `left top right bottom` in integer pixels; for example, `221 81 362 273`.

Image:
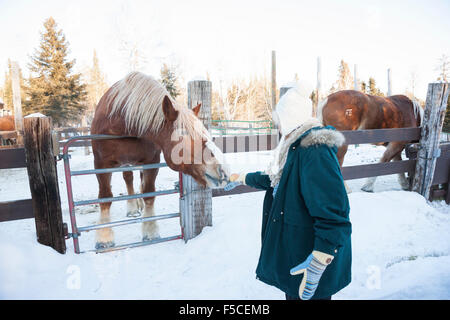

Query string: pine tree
436 54 449 82
336 60 353 90
368 77 384 96
360 81 367 93
25 17 87 126
159 63 179 98
85 50 108 117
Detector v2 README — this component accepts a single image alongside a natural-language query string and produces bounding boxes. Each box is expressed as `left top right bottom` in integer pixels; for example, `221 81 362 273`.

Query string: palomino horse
91 72 229 249
318 90 423 192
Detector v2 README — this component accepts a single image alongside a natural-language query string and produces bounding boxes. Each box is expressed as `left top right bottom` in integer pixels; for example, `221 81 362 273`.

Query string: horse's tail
317 98 328 124
412 99 424 127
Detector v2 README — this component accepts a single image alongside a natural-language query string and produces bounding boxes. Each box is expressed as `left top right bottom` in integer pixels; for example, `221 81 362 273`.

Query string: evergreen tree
368 77 384 96
85 50 108 117
25 17 87 126
360 81 367 93
159 63 179 98
336 60 353 90
436 54 449 82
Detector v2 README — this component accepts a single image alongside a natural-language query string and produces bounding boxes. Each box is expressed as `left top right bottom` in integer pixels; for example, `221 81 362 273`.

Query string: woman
226 84 352 300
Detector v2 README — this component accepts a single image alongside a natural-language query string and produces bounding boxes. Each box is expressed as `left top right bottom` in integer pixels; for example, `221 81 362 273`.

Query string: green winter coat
245 126 352 299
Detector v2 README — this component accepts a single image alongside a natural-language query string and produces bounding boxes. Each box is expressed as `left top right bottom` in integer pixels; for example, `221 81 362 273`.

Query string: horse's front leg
141 168 160 241
95 172 115 249
123 171 143 217
393 152 410 190
361 142 405 192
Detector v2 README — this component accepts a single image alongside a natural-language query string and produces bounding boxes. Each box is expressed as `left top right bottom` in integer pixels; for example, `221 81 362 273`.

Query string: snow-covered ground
0 144 449 299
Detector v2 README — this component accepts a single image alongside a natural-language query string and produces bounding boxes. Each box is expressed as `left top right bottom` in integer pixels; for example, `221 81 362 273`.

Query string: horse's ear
162 96 178 122
192 103 202 117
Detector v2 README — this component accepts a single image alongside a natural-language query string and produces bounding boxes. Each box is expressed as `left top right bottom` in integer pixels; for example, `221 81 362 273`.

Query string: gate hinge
58 153 71 161
63 223 79 240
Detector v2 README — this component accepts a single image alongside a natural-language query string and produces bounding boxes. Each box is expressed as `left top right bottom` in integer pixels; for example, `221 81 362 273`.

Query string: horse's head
159 96 230 188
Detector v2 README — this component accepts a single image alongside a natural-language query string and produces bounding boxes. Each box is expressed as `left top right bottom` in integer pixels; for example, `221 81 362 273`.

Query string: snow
24 113 46 118
0 144 449 299
190 76 208 81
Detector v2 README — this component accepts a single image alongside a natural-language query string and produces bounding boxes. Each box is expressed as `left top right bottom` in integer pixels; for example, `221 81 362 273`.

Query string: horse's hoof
142 234 161 242
137 199 145 211
95 241 115 250
127 210 141 218
400 183 410 191
361 185 374 193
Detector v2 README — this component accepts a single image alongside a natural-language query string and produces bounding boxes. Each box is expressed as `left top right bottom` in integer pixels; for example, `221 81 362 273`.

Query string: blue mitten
224 173 246 191
290 250 334 300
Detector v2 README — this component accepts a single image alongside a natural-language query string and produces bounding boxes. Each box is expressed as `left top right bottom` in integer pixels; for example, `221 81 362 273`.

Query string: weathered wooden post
81 115 90 155
181 80 213 241
314 56 322 117
11 61 23 145
387 68 392 96
271 50 277 110
354 64 359 91
23 116 66 254
411 82 449 200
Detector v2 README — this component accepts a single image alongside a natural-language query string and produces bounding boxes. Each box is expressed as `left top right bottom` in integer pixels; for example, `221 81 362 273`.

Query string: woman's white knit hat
272 81 315 136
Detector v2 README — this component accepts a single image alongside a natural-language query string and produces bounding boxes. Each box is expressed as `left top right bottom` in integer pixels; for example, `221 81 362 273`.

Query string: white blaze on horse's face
169 134 230 188
204 139 230 188
167 105 230 188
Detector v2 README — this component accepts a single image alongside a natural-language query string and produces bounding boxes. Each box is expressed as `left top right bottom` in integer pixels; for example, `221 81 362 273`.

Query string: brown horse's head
159 96 230 188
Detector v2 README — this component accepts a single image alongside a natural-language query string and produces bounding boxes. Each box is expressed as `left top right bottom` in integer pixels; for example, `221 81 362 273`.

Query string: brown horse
0 115 15 146
91 72 229 249
318 90 423 193
0 115 15 131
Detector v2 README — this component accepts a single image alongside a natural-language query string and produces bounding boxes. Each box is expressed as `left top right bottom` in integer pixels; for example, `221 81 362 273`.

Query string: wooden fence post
314 56 322 118
11 61 23 145
23 116 66 254
271 50 277 110
181 80 213 241
387 68 392 96
411 82 449 200
81 116 90 155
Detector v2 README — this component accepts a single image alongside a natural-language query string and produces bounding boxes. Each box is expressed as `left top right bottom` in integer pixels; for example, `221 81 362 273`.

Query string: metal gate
61 134 184 254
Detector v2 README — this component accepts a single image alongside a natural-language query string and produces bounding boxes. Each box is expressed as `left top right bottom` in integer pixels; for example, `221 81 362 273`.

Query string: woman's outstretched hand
224 173 246 191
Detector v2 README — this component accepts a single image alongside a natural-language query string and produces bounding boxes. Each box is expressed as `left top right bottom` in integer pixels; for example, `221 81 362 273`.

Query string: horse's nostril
219 168 227 182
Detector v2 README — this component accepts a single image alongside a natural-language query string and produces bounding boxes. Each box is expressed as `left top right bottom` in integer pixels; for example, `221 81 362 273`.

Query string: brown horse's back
321 90 419 131
0 115 15 131
91 88 161 167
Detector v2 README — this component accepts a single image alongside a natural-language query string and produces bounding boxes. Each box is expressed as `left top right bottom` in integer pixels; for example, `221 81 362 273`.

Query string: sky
0 0 449 100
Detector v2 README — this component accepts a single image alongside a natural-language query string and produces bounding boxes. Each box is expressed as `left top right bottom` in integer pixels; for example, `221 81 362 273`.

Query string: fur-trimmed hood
265 118 345 187
299 125 346 148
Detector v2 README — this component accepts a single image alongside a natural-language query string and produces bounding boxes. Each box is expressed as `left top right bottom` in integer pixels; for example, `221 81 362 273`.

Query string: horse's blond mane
106 72 209 140
412 99 424 126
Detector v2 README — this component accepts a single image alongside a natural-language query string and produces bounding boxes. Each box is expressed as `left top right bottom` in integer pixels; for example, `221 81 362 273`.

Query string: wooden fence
0 82 448 254
0 148 32 222
211 127 422 197
1 122 449 223
1 126 91 148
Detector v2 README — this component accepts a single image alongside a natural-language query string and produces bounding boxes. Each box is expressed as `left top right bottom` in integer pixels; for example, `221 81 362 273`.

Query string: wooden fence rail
1 126 448 223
